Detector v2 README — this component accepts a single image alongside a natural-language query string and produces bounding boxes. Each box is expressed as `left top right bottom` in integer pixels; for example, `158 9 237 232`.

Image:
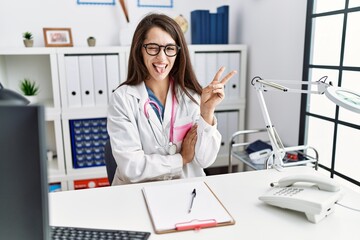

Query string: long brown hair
121 13 202 103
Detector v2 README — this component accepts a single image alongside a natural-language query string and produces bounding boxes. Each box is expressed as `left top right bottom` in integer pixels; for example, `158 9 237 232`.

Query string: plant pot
23 39 34 47
26 95 38 104
87 38 96 47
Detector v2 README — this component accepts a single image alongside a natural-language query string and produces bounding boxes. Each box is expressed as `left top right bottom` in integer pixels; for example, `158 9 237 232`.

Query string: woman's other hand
180 124 198 165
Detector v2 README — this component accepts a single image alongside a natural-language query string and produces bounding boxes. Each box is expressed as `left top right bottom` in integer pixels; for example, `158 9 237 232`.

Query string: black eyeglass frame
142 43 181 57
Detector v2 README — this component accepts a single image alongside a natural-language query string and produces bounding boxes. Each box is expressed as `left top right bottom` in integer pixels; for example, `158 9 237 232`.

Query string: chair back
104 140 117 185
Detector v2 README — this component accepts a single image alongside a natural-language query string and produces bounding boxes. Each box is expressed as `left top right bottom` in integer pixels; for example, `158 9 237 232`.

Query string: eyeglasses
143 43 181 57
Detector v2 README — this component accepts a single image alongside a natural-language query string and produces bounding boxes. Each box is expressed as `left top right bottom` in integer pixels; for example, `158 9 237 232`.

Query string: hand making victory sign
200 67 237 125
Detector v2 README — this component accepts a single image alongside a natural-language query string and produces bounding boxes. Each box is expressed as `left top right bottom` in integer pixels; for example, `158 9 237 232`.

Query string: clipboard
142 181 235 234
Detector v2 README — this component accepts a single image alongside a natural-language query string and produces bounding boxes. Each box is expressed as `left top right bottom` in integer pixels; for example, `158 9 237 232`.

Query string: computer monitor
0 104 50 240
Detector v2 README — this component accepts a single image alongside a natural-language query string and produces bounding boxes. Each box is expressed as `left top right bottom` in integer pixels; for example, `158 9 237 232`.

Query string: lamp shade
325 86 360 114
0 83 30 105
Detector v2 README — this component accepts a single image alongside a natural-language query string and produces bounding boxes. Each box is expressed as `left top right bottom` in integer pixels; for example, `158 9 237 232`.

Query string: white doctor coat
107 81 221 185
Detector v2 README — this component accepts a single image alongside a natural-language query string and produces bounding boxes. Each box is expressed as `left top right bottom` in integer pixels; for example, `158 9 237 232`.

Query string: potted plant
23 32 34 47
87 36 96 47
20 78 39 103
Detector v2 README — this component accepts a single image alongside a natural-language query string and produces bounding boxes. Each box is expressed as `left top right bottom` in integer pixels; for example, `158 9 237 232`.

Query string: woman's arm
107 90 183 184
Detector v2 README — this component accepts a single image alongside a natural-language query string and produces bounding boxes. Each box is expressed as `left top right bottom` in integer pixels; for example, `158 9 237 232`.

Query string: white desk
49 167 360 240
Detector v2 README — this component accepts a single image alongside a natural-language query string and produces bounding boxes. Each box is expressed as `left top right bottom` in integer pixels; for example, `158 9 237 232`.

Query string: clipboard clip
175 219 217 231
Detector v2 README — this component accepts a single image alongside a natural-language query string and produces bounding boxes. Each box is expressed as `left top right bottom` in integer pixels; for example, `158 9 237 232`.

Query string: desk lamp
252 76 360 170
0 82 29 105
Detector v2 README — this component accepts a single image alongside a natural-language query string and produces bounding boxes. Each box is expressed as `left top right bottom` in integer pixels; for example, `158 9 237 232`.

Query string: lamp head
0 83 30 105
325 86 360 114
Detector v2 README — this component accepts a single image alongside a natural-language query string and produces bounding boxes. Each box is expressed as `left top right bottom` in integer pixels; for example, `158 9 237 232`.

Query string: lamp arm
251 76 331 170
253 76 331 95
254 84 286 169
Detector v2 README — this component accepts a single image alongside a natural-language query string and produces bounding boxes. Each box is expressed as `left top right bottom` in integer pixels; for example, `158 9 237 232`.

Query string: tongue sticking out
154 64 166 74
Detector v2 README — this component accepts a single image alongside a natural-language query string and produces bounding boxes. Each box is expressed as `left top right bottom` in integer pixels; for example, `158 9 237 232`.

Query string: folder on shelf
106 55 120 99
64 56 82 107
215 111 228 155
205 53 218 85
142 181 235 234
217 5 229 44
92 55 108 106
78 56 95 106
194 53 207 87
228 52 241 99
216 52 230 97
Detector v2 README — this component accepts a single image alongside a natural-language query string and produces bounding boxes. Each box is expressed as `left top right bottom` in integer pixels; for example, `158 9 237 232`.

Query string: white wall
0 0 307 146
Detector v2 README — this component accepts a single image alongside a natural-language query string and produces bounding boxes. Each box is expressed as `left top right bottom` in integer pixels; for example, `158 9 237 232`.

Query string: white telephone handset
259 174 344 223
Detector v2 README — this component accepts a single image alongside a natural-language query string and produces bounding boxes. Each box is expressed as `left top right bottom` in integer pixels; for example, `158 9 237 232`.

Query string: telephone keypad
273 187 304 197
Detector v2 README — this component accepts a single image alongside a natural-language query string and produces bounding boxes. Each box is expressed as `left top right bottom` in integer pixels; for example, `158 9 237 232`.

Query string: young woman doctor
107 13 236 185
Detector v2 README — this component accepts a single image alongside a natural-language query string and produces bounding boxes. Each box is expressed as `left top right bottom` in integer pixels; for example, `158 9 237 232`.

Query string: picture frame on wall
43 28 73 47
137 0 173 8
77 0 115 5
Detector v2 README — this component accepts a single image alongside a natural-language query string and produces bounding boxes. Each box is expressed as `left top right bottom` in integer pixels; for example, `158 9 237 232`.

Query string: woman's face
142 27 177 83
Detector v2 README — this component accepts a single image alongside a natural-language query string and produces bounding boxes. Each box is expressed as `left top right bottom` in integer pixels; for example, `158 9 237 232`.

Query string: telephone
259 174 344 223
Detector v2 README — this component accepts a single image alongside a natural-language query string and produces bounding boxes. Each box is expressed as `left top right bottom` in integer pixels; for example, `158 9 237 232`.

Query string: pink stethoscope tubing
143 85 177 146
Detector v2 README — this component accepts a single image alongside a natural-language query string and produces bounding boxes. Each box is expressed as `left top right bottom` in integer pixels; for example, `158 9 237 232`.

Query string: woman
107 13 236 185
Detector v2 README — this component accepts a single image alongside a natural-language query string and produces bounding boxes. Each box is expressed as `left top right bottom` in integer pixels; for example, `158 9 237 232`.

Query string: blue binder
217 5 229 44
191 10 210 44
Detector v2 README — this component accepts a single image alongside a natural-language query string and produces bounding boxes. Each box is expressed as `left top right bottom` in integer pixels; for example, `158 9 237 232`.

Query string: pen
188 188 196 213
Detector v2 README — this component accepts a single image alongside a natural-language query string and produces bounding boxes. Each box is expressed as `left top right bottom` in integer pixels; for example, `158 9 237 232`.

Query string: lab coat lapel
162 83 174 130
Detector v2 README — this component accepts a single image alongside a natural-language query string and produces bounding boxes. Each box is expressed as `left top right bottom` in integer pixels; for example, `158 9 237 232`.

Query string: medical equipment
143 88 177 155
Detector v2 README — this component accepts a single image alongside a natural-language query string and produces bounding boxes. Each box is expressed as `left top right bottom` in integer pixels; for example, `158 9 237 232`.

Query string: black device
0 105 50 240
0 105 150 240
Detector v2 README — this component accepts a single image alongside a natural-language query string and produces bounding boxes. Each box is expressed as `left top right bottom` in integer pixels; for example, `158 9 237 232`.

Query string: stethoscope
143 82 177 155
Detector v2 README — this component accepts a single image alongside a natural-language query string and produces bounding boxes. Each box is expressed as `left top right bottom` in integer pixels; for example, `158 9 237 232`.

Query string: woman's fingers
210 67 237 86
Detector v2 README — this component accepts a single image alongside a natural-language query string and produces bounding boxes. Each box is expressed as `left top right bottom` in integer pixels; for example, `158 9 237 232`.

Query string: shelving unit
0 44 247 190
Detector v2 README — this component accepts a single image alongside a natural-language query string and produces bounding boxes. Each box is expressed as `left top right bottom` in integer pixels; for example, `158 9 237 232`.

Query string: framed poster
138 0 173 8
77 0 115 5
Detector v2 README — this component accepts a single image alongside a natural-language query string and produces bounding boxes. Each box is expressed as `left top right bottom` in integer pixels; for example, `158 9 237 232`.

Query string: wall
0 0 307 146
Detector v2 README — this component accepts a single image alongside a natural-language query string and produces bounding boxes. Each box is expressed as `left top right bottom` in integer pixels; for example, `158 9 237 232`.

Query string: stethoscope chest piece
167 142 177 155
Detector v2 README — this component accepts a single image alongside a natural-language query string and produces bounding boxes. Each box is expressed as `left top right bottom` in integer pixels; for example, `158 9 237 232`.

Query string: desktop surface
49 167 360 240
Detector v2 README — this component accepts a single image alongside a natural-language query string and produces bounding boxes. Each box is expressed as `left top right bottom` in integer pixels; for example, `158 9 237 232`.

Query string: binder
193 53 207 87
118 52 127 85
64 56 82 107
227 111 239 148
78 56 95 106
215 111 228 155
217 5 229 44
228 52 241 99
209 13 218 44
190 10 204 44
216 52 230 97
142 181 235 234
106 55 120 99
205 53 218 86
92 55 108 106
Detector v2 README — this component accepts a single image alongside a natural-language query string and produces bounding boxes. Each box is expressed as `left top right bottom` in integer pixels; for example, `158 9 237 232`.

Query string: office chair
104 139 117 185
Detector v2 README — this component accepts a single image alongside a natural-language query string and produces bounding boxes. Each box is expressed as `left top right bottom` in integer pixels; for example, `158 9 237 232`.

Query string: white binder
106 55 120 99
64 56 82 107
118 52 127 85
92 55 108 106
216 52 230 97
205 53 218 86
78 56 95 106
215 111 228 155
227 111 239 147
194 53 207 87
228 52 241 98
